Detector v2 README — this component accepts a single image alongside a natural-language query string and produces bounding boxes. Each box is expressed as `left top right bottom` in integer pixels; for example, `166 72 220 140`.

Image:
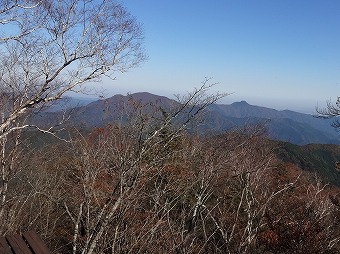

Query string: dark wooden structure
0 231 50 254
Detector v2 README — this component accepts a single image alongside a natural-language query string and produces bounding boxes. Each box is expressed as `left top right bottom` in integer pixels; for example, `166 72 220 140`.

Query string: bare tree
0 0 145 241
0 0 42 40
56 83 227 254
316 97 340 129
0 0 146 140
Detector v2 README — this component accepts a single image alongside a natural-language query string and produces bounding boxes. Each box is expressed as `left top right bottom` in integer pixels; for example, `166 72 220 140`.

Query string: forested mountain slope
276 142 340 186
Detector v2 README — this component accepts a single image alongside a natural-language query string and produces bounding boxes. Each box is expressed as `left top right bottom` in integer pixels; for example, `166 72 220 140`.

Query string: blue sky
100 0 340 113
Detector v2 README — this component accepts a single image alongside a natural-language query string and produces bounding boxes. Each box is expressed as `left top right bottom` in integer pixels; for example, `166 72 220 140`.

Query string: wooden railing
0 231 50 254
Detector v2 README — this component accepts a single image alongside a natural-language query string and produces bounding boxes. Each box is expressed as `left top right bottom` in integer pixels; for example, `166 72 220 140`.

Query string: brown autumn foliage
3 122 340 254
1 96 340 253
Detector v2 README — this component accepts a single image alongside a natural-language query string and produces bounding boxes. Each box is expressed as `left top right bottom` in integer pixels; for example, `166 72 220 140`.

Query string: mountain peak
232 100 250 106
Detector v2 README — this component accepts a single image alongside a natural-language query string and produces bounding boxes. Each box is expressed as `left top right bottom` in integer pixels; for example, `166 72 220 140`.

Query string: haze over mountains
37 92 339 145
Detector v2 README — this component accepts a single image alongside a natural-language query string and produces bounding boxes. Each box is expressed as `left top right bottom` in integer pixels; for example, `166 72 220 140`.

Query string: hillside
275 142 340 186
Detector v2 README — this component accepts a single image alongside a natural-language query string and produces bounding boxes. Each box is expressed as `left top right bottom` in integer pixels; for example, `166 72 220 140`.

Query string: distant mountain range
33 92 340 145
205 100 339 145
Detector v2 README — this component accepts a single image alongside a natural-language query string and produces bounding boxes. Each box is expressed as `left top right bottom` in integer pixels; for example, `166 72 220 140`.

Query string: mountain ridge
34 92 340 145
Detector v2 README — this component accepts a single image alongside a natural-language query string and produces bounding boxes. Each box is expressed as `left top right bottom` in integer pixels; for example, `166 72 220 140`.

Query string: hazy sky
100 0 340 113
